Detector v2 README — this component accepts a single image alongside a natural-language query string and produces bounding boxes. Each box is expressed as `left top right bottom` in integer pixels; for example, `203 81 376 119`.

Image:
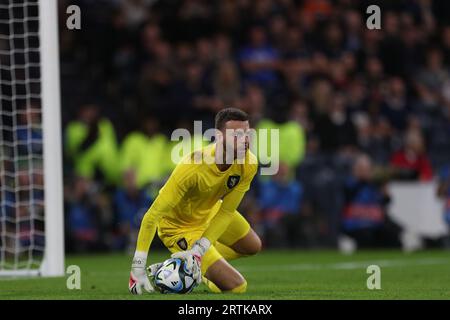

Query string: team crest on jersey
177 238 188 251
227 175 241 189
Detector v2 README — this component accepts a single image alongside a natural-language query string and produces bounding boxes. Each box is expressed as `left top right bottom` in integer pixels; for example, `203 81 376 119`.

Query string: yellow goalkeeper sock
202 276 222 293
215 242 244 261
228 280 247 293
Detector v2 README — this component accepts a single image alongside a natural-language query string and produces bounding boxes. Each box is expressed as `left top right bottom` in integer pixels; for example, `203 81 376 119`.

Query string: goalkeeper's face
220 120 250 161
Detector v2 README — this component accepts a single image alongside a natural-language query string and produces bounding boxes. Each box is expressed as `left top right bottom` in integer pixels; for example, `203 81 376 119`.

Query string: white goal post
0 0 64 277
39 0 64 277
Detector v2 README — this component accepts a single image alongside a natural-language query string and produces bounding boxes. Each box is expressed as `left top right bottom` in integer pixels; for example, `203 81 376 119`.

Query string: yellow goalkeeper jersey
135 143 258 253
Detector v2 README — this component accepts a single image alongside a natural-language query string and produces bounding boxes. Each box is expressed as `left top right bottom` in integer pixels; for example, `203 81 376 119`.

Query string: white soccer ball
152 258 198 294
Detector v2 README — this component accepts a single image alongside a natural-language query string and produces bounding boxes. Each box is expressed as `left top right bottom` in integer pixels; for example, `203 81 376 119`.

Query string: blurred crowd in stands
58 0 450 252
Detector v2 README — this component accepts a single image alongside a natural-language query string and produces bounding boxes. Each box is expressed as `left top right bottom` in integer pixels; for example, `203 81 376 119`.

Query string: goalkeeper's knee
229 280 247 294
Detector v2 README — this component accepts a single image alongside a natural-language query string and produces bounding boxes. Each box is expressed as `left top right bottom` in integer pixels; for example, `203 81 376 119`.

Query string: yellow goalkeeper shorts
157 210 250 274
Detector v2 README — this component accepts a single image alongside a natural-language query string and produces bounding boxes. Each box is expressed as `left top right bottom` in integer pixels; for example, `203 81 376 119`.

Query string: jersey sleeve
135 162 196 253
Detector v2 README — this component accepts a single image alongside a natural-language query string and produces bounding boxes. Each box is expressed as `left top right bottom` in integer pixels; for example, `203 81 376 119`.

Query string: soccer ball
152 258 198 294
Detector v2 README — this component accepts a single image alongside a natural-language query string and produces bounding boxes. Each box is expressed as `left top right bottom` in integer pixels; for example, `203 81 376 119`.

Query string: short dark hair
215 108 249 130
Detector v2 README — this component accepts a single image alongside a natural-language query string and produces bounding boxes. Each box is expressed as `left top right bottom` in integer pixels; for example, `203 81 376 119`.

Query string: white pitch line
235 258 450 272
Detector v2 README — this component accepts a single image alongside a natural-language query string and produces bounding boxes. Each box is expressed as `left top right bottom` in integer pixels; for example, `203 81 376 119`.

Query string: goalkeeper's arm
133 196 170 260
129 164 195 294
129 196 171 294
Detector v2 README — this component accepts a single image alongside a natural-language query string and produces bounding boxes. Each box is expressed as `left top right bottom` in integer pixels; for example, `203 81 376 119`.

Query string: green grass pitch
1 250 449 299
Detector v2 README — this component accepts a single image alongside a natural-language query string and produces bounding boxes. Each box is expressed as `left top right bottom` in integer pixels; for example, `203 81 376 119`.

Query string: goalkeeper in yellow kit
128 108 261 294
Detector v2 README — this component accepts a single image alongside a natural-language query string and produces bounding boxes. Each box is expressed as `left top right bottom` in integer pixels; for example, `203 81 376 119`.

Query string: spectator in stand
238 25 280 89
428 102 450 169
256 162 303 248
66 177 110 252
344 10 363 52
119 0 152 30
120 115 169 197
7 167 45 252
172 59 214 126
354 114 393 165
437 164 450 248
381 77 411 132
415 47 450 110
314 92 357 154
241 83 266 122
137 63 174 120
16 104 42 156
362 56 385 102
289 99 312 135
65 103 120 186
390 129 433 181
442 25 450 66
309 77 333 116
255 105 306 174
300 0 332 22
320 21 345 59
340 154 402 250
379 12 405 77
211 60 241 108
164 118 210 173
212 33 233 62
113 170 152 252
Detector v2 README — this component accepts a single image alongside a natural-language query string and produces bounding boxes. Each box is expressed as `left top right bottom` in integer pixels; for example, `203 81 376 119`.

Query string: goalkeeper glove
171 237 210 284
129 257 155 295
147 262 163 291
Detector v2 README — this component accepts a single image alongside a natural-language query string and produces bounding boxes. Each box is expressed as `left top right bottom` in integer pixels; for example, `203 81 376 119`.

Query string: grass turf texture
1 250 449 299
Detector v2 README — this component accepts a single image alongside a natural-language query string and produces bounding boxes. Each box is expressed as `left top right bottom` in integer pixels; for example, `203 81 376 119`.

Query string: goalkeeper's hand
171 237 211 284
129 257 157 295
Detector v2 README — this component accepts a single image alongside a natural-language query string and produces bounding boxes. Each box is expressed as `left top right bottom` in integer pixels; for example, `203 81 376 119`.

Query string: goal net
0 0 63 277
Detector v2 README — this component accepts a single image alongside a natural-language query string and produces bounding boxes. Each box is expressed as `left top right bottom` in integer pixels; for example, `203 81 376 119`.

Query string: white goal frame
39 0 64 277
0 0 64 277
